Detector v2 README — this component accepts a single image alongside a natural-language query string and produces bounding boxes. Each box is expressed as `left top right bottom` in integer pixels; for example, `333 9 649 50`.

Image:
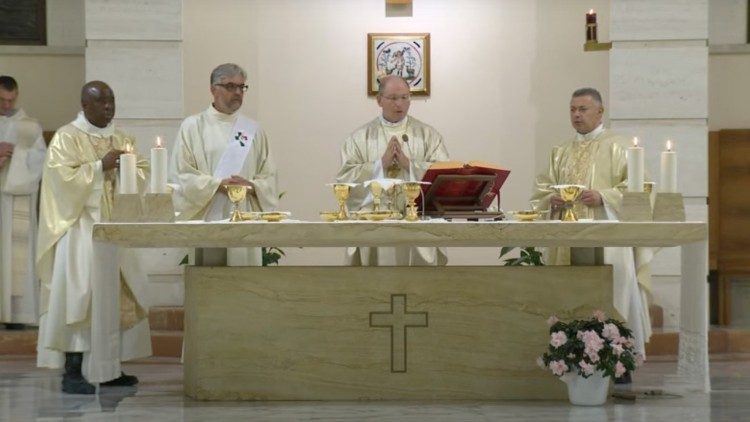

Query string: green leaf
178 254 189 266
499 246 514 258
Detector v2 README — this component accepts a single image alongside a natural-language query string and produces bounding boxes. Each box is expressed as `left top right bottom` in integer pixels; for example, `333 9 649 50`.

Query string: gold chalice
333 183 352 220
370 180 383 211
225 185 247 222
401 182 422 222
551 184 585 222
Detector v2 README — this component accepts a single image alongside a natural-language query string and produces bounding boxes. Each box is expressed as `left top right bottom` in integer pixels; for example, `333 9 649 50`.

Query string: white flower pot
560 370 610 406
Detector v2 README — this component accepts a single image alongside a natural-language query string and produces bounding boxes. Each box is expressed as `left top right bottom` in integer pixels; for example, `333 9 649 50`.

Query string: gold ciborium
225 185 246 222
333 183 352 220
370 180 383 211
551 184 585 222
401 181 422 222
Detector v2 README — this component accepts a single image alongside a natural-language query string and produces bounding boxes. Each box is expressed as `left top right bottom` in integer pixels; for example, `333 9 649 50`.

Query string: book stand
422 174 505 220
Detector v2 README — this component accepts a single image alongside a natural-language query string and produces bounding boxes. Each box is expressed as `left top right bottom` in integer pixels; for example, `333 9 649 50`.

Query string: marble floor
1 355 749 421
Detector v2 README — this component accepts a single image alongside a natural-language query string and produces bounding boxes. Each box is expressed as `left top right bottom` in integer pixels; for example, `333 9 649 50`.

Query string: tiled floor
1 355 749 421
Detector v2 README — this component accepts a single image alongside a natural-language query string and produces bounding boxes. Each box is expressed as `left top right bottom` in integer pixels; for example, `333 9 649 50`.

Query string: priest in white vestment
36 81 151 394
0 76 46 328
169 63 278 266
336 75 449 266
531 87 652 360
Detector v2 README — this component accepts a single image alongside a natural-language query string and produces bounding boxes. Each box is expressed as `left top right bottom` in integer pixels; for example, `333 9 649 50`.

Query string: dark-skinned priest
36 81 151 394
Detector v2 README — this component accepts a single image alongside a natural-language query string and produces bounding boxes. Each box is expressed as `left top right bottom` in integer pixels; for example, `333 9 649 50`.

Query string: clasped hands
218 175 255 195
550 189 602 208
381 136 410 171
0 141 14 169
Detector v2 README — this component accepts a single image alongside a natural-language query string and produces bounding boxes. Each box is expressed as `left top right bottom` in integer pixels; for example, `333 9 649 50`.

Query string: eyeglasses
381 95 411 102
215 83 249 93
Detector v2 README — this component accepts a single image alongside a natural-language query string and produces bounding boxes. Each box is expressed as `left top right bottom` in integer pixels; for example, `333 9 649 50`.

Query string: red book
418 160 511 213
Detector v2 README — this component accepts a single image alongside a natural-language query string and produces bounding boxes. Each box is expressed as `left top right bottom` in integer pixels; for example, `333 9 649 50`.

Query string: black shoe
62 352 96 395
4 323 26 330
100 372 139 387
62 373 96 395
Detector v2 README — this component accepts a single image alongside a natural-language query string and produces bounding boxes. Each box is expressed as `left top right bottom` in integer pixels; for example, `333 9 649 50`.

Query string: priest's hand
550 194 565 208
0 156 7 169
102 149 125 171
580 189 603 206
381 136 400 170
0 141 13 158
393 141 410 170
218 175 256 195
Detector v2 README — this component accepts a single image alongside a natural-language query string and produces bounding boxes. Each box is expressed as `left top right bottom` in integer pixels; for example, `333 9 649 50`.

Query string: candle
586 9 598 42
150 136 168 193
660 139 677 193
119 143 138 194
627 137 645 192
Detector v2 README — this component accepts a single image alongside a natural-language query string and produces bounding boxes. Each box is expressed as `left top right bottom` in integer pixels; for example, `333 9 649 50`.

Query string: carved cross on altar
369 294 428 373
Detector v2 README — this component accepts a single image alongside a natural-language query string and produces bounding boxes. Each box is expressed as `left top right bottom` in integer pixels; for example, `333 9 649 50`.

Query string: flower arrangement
537 310 643 380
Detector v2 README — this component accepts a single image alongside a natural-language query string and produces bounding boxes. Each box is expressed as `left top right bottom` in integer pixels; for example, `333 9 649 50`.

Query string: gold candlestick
370 180 383 211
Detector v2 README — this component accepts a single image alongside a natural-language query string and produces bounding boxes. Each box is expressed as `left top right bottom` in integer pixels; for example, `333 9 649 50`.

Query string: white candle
119 143 138 194
150 136 168 193
660 139 677 193
627 137 645 192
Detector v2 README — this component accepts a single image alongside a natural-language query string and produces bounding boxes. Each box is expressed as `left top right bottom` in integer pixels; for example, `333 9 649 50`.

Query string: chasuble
169 106 278 266
531 126 652 355
0 109 46 324
36 113 152 370
336 116 449 266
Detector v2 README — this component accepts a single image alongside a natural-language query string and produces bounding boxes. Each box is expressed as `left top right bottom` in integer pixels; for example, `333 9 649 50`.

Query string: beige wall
182 0 609 264
709 54 750 131
0 0 85 131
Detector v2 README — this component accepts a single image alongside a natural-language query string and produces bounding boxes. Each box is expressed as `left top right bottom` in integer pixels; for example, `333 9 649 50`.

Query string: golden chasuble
36 121 149 327
531 129 629 220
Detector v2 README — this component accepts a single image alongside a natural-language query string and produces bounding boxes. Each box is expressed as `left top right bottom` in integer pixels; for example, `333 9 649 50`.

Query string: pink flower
549 360 569 376
611 343 624 357
547 316 559 327
615 361 627 378
602 323 620 340
579 330 604 355
612 336 626 345
536 356 546 369
579 360 595 376
550 331 568 348
587 351 600 363
592 310 607 322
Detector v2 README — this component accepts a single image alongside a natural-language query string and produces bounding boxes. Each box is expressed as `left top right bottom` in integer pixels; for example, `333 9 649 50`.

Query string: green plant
538 310 642 380
261 246 285 266
499 246 544 266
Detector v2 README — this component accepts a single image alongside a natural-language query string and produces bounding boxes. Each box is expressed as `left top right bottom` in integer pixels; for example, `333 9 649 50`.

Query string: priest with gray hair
169 63 278 266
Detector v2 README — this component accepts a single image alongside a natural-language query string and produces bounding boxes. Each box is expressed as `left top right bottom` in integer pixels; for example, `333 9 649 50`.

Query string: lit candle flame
125 143 132 153
156 136 162 148
666 139 672 152
588 9 595 14
633 137 639 147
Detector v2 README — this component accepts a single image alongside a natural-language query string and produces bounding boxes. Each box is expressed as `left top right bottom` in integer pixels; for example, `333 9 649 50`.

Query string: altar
90 220 708 400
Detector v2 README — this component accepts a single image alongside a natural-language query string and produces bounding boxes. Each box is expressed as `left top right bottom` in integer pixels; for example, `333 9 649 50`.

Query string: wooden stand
111 193 143 222
143 193 176 222
653 192 686 222
620 192 653 222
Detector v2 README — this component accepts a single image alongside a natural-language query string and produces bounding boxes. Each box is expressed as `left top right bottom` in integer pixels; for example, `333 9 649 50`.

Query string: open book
418 160 511 214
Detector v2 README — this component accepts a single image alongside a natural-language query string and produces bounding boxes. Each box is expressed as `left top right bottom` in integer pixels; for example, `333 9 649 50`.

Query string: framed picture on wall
0 0 47 45
367 33 430 96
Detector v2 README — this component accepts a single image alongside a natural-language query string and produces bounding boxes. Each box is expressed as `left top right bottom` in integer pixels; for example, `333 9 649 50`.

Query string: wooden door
710 129 750 325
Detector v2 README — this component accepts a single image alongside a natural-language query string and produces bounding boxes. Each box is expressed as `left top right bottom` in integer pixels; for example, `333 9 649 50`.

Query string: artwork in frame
367 33 430 96
0 0 47 46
